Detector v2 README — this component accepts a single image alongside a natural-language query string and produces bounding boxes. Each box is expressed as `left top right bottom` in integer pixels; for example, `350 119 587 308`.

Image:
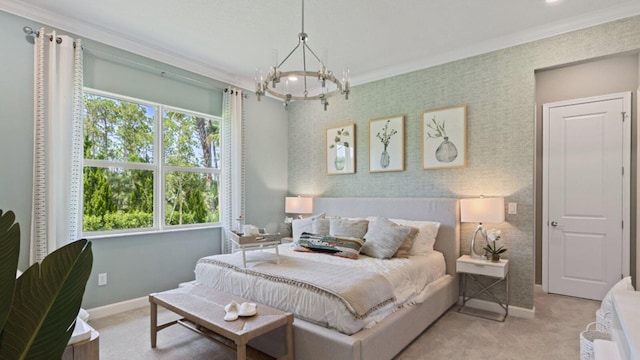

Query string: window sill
83 224 222 240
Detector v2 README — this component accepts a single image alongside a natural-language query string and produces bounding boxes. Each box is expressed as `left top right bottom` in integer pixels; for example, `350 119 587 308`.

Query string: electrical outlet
98 273 107 286
508 202 517 215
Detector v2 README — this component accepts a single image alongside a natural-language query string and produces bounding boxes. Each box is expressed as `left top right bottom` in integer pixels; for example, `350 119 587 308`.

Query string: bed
195 197 460 360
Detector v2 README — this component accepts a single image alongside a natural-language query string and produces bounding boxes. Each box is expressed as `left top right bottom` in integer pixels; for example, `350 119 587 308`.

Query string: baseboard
87 296 148 320
86 282 198 320
458 297 536 319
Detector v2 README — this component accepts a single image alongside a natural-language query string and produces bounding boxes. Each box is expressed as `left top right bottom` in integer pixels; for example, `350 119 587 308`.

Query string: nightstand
456 254 509 321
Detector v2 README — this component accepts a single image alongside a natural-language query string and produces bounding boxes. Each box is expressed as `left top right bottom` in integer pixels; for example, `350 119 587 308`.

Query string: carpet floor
89 286 600 360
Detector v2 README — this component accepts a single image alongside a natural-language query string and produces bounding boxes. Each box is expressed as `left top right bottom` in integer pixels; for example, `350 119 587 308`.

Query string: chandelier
255 0 350 110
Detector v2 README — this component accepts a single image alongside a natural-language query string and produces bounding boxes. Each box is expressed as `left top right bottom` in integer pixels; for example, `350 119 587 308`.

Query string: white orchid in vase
483 229 506 262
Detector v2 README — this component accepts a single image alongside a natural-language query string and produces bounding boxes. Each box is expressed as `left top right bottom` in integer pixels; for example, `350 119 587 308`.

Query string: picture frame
422 105 466 169
369 115 404 172
326 124 355 175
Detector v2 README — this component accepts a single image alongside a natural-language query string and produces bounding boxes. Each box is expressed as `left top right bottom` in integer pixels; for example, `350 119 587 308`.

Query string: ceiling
3 0 640 90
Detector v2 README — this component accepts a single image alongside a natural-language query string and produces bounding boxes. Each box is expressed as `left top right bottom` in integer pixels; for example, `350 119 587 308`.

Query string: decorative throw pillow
292 213 325 240
390 219 440 256
311 218 331 235
297 232 365 259
393 227 418 258
329 218 369 239
361 217 413 259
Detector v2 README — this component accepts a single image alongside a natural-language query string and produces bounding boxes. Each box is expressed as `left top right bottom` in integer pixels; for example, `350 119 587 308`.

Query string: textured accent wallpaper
287 16 640 309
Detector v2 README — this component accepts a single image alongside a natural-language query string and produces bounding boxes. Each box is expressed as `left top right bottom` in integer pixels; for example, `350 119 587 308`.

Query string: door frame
542 92 631 293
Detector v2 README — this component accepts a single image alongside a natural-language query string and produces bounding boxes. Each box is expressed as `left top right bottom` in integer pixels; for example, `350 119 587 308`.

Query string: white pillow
393 227 418 258
292 213 325 240
362 217 413 259
390 219 440 255
329 218 369 239
311 218 331 235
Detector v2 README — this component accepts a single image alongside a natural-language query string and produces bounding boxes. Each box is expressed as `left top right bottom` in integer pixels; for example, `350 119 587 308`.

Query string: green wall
0 9 288 309
244 95 290 235
287 16 640 309
0 10 38 274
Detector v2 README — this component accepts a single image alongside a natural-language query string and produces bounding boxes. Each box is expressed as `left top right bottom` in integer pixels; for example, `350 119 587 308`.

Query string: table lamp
285 196 313 219
460 197 505 260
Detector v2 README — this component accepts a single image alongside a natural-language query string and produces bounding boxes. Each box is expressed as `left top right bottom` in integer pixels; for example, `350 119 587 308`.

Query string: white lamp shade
460 197 505 224
285 197 313 214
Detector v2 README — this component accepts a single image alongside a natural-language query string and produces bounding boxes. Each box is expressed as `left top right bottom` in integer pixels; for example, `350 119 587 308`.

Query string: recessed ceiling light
546 0 561 3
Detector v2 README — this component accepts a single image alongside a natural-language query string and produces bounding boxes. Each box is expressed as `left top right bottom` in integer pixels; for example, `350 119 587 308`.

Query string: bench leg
236 342 247 360
150 301 157 348
286 320 294 360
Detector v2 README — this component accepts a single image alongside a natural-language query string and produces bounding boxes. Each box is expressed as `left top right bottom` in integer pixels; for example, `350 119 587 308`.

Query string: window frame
81 87 223 237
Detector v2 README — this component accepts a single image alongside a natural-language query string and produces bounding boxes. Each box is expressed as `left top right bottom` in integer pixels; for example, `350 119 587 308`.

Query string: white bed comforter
194 244 448 334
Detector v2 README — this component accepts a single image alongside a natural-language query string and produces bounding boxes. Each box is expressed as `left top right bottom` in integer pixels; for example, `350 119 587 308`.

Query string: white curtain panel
30 29 83 264
221 88 246 253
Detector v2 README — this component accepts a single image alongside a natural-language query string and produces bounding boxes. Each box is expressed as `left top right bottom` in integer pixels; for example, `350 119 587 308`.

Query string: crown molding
351 2 640 86
3 0 640 91
0 0 244 89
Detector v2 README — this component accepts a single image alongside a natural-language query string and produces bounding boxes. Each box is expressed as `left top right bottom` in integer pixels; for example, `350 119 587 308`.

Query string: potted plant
0 209 93 359
483 229 506 262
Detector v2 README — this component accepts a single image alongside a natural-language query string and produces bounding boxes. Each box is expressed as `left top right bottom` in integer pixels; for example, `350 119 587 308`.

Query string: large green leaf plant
0 210 93 360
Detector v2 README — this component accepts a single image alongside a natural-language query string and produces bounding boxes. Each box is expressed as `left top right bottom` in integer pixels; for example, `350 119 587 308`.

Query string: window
82 89 221 234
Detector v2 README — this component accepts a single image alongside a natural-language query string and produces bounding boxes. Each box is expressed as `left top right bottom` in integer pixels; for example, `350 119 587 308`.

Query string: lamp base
470 224 488 260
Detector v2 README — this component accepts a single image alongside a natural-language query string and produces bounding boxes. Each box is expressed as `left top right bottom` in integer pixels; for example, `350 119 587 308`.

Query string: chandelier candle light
255 0 350 110
460 197 505 260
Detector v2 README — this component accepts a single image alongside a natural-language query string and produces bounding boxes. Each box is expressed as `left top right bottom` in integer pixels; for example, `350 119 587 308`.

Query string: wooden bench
149 285 294 360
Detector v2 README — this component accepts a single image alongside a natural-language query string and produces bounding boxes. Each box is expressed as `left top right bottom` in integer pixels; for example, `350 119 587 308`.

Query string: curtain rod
23 26 63 44
224 88 248 98
22 25 228 92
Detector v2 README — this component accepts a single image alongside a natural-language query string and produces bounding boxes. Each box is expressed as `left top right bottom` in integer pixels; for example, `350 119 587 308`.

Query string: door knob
551 221 558 227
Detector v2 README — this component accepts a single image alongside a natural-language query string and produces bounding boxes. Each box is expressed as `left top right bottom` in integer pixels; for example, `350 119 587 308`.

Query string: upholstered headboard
313 198 460 276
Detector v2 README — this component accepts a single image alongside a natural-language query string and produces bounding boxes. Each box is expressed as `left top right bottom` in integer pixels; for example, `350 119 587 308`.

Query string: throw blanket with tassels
197 252 395 319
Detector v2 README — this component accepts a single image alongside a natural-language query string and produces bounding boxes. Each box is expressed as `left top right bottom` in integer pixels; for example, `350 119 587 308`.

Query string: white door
543 92 630 300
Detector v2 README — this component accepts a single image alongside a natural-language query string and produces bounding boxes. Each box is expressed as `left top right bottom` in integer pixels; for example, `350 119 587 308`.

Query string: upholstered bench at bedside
149 284 294 360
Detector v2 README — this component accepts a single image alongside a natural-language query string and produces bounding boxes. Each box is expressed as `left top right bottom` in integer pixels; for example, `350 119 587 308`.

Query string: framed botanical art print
326 124 355 174
369 115 404 172
422 105 466 169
